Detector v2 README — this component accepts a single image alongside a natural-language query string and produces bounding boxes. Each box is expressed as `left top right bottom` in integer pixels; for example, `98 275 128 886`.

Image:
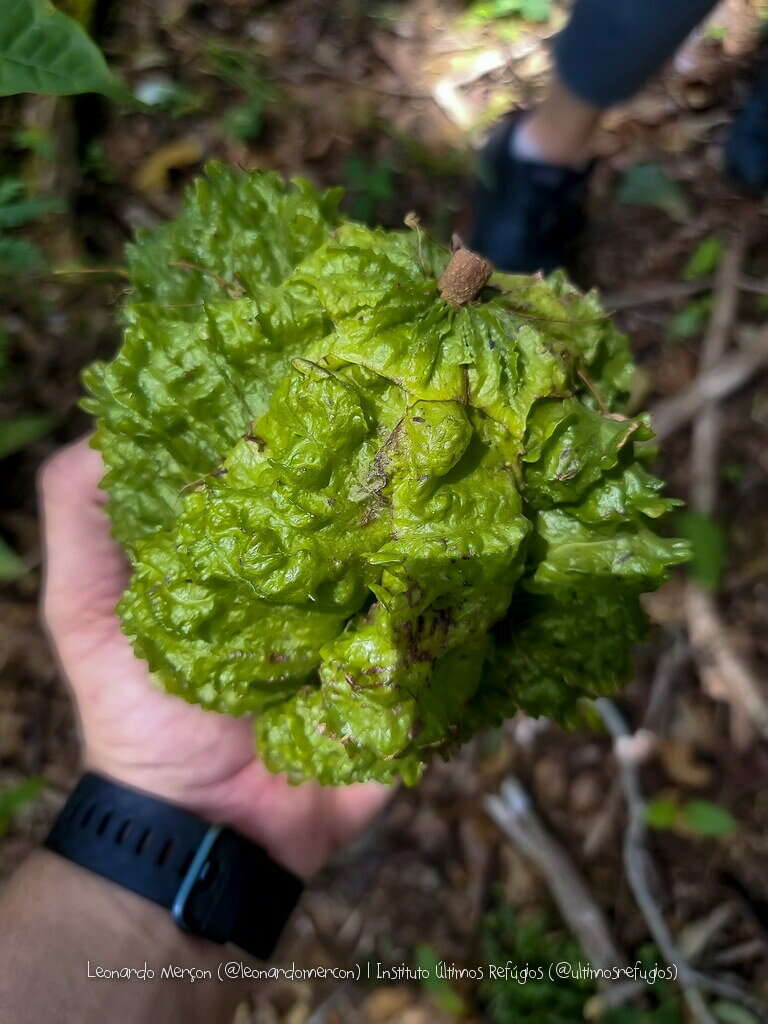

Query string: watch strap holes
79 802 97 828
135 828 152 854
114 819 132 845
178 849 194 877
96 810 112 836
156 838 174 867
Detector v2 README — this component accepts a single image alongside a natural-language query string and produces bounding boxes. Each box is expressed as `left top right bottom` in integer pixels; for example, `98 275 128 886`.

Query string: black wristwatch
45 773 303 959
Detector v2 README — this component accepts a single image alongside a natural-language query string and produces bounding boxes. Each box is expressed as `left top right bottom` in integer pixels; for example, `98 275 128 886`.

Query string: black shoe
725 61 768 196
469 115 593 274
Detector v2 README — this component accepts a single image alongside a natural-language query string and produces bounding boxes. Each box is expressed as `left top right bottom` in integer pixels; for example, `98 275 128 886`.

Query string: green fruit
83 163 688 785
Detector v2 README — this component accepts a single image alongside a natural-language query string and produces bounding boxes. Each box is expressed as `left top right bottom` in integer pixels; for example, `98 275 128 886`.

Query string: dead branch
642 633 691 731
690 230 746 515
606 279 713 311
650 344 768 440
485 777 626 976
603 271 768 313
685 585 768 740
681 228 768 741
596 699 767 1024
739 274 768 297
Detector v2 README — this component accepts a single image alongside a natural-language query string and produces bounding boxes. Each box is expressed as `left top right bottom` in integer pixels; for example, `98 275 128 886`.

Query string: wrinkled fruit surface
83 164 689 785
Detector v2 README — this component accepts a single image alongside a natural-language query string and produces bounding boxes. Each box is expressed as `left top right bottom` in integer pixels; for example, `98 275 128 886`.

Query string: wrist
0 851 249 1024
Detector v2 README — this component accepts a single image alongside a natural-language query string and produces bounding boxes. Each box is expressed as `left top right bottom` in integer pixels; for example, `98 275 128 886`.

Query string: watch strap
45 772 303 959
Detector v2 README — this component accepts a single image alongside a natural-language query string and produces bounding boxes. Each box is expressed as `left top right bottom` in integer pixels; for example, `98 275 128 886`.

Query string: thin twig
291 68 430 101
685 585 768 740
690 230 746 515
650 344 768 440
596 700 767 1023
169 260 244 298
606 279 713 312
604 271 768 313
51 265 129 278
642 633 691 731
681 228 768 741
485 777 626 976
739 274 768 297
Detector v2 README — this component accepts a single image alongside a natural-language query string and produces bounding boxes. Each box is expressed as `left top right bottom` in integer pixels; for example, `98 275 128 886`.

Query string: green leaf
0 537 26 581
682 799 738 837
415 945 467 1016
646 795 738 838
13 126 55 160
668 297 712 340
677 511 725 589
683 236 722 280
0 330 7 373
465 0 551 23
0 0 123 98
0 235 46 273
617 164 690 223
645 797 680 829
722 463 745 483
0 777 45 836
712 1001 758 1024
0 415 53 458
518 0 551 19
0 179 63 228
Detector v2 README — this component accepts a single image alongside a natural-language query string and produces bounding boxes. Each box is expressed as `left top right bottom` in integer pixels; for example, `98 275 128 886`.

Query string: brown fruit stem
438 248 493 307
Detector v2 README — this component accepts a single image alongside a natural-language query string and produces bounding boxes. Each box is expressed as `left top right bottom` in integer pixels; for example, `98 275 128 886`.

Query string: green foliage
13 127 55 161
415 945 467 1016
722 463 745 484
646 796 738 837
645 797 679 830
342 156 396 224
0 415 53 459
224 96 268 143
0 778 44 836
0 177 63 274
668 297 712 340
55 0 96 26
0 539 26 582
83 165 688 785
682 236 722 280
712 1001 759 1024
464 0 552 24
480 905 683 1022
677 511 726 589
617 164 690 223
681 800 738 837
81 140 116 183
0 178 62 230
207 47 273 143
0 326 54 580
0 0 123 97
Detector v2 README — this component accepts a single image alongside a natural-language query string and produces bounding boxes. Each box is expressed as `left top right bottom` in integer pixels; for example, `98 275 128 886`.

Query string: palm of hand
41 439 390 878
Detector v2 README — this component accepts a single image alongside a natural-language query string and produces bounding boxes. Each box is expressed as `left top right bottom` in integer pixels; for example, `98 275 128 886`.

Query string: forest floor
2 1 768 1021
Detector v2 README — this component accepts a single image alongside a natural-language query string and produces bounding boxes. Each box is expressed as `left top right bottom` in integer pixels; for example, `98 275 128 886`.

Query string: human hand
39 437 392 878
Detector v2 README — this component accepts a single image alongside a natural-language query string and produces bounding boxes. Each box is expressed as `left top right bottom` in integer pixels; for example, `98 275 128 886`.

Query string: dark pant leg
553 0 720 108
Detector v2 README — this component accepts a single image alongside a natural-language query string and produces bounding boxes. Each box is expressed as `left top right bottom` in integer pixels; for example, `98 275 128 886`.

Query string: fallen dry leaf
132 138 204 194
